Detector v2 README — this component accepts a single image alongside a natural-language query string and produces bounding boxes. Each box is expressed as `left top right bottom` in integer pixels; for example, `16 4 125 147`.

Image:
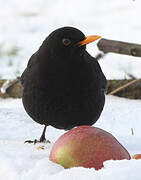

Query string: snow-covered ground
0 1 141 179
0 0 141 79
0 96 141 180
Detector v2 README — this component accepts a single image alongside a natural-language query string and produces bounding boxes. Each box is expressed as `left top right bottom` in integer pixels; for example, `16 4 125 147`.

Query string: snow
0 0 141 179
0 96 141 180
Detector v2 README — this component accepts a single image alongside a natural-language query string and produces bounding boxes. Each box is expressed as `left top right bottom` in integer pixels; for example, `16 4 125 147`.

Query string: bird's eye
62 38 71 46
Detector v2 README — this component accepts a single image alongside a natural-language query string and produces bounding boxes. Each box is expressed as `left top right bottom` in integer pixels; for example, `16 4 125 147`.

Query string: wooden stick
97 38 141 57
108 78 141 95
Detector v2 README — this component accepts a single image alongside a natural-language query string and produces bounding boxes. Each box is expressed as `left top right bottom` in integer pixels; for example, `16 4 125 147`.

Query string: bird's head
41 27 101 59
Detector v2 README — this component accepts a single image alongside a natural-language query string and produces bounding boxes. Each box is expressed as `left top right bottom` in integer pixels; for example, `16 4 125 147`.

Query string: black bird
21 27 107 143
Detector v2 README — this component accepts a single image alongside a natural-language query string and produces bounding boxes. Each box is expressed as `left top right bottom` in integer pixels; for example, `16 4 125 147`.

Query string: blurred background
0 0 141 79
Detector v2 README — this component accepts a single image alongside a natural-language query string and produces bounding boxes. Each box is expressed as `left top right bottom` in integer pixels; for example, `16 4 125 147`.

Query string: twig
108 78 141 95
97 38 141 57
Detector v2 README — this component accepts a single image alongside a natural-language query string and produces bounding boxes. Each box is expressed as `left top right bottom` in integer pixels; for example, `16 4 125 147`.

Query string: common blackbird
21 27 107 143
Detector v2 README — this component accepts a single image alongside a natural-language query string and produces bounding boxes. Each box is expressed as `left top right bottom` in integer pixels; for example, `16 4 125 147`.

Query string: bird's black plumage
21 27 106 142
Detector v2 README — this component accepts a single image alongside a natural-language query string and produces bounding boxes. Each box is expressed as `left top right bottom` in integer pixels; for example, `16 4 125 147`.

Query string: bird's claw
24 139 51 144
24 140 36 144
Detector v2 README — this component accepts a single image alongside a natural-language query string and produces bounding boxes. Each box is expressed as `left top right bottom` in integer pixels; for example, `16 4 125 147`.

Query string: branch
0 79 22 98
108 78 141 95
97 38 141 57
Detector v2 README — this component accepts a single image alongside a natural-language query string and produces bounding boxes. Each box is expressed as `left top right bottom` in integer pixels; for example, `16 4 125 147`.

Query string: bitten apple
50 126 131 170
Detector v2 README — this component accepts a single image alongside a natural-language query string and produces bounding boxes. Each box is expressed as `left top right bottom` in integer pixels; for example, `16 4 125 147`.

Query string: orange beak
78 35 101 46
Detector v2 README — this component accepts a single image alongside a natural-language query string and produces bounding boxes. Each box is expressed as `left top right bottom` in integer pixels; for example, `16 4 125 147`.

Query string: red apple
50 126 131 170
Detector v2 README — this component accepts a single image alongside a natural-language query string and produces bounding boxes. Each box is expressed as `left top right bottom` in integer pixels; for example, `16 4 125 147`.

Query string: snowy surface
0 95 141 180
0 0 141 79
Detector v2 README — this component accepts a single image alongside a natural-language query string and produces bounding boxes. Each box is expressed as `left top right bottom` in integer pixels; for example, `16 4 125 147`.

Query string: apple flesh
50 126 131 170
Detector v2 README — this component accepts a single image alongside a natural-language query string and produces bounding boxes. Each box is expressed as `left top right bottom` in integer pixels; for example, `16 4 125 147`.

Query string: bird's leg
38 125 51 143
24 125 50 144
39 125 47 142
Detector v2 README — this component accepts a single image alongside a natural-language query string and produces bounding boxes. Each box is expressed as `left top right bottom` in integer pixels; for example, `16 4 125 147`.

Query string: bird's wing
20 51 39 86
85 52 107 93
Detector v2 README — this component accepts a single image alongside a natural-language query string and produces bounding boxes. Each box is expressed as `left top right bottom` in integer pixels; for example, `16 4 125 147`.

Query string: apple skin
133 154 141 159
49 126 131 170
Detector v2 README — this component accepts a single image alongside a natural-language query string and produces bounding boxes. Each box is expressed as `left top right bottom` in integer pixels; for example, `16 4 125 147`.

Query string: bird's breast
22 57 103 116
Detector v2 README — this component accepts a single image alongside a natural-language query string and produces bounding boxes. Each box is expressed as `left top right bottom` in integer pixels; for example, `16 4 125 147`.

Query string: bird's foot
24 125 49 144
24 139 51 144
